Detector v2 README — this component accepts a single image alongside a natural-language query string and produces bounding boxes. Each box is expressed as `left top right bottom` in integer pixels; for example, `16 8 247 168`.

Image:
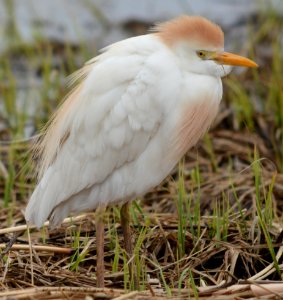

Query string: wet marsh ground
0 12 283 300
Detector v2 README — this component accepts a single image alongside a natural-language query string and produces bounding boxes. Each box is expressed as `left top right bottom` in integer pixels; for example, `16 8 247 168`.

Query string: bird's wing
25 38 165 227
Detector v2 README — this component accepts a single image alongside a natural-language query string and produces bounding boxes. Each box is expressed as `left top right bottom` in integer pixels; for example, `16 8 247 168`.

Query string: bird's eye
197 51 206 59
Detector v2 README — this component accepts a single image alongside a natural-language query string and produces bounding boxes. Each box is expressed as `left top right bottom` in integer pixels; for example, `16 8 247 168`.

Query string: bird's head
155 16 258 77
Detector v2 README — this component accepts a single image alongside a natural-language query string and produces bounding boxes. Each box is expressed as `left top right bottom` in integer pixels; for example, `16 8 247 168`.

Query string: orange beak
214 51 258 68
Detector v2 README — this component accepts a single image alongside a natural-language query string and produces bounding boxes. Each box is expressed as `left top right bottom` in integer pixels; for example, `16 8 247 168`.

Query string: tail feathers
25 178 98 229
25 184 72 229
25 167 63 228
25 187 51 228
25 168 105 228
48 187 96 228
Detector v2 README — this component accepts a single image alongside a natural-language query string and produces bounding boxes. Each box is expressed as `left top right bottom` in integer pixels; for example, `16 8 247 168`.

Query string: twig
0 231 23 260
27 226 34 286
113 291 140 300
0 286 124 297
0 214 91 235
248 246 283 280
0 244 73 254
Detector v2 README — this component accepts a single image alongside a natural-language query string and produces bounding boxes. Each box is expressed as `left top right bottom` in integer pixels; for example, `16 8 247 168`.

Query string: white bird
25 15 257 287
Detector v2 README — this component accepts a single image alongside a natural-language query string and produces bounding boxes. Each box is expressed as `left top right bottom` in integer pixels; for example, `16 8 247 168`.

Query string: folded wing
25 37 164 227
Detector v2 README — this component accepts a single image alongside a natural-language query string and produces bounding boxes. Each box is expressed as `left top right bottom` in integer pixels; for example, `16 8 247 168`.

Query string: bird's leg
120 202 139 289
95 206 105 288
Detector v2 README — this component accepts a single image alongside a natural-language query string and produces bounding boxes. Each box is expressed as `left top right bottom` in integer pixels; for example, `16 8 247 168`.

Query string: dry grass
0 122 283 299
0 10 283 300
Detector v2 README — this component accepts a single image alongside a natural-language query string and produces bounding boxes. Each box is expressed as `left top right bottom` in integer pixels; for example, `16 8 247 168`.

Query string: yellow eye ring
197 50 206 58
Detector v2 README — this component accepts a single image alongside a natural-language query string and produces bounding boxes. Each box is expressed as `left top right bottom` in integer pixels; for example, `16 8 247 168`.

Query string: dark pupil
199 52 204 56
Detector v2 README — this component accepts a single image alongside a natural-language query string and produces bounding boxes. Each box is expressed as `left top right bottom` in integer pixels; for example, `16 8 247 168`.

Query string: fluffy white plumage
25 16 236 228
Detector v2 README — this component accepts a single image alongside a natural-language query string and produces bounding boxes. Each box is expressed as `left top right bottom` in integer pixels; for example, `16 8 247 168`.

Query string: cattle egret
25 15 257 287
